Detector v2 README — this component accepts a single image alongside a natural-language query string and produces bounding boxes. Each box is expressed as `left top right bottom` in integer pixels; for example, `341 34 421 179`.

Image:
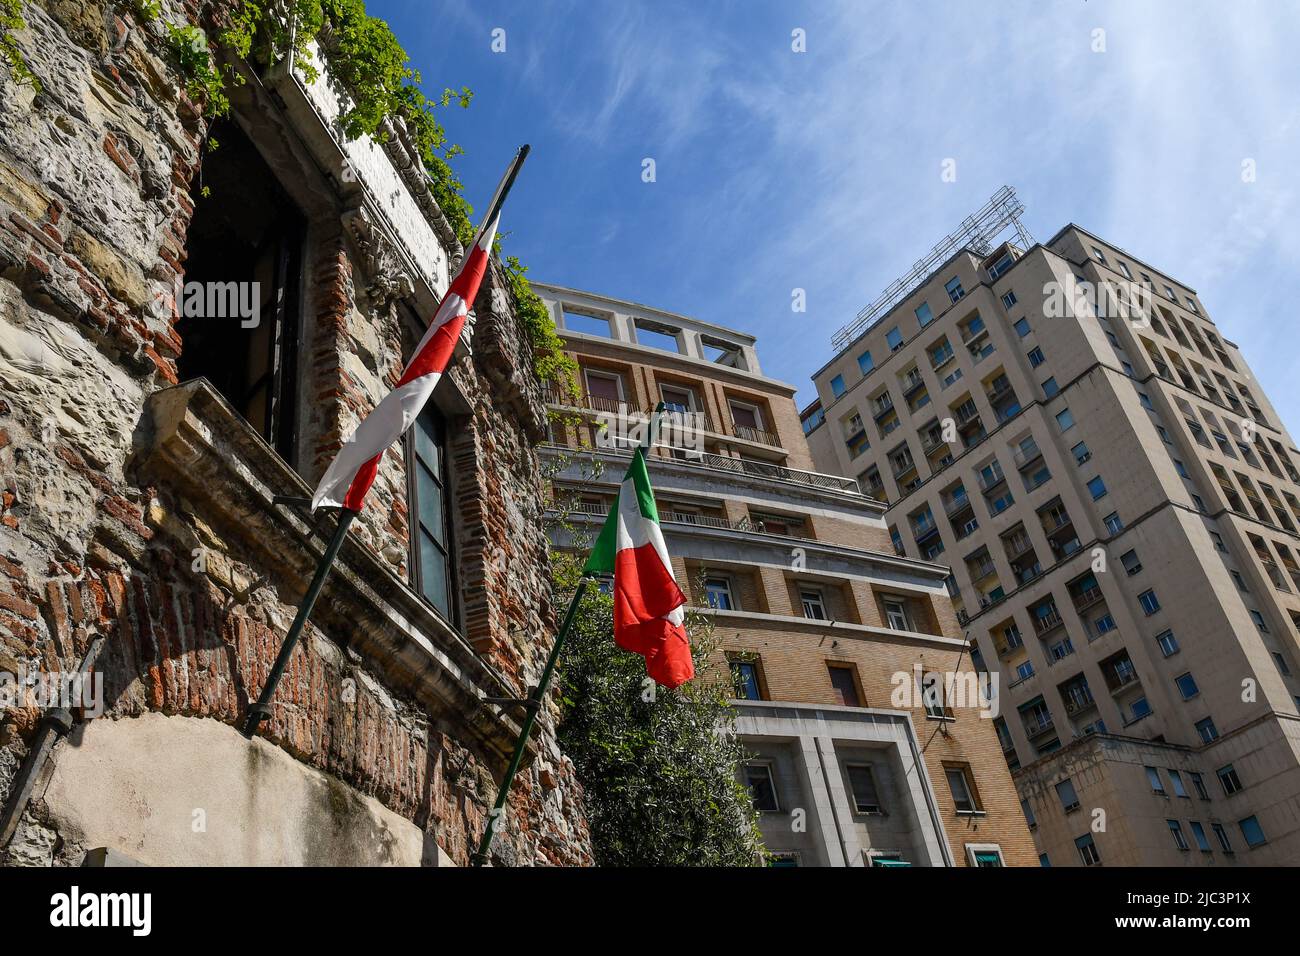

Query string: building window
1021 797 1037 828
1190 821 1212 852
1042 377 1059 398
705 577 735 610
1087 476 1108 500
966 844 1005 867
1168 820 1189 851
1146 766 1166 795
1217 764 1242 796
1014 317 1031 337
1249 609 1269 632
801 589 827 620
1091 247 1107 264
1156 629 1179 657
1238 815 1267 848
915 303 934 327
1139 391 1154 410
858 350 874 375
1168 770 1189 798
1195 717 1219 743
744 764 780 812
883 598 910 631
1273 652 1291 676
1191 772 1210 800
945 276 965 302
1175 672 1200 700
1075 833 1101 866
830 375 846 397
1119 261 1134 279
1055 778 1080 812
845 763 881 813
1056 408 1075 431
1139 589 1160 615
1212 823 1234 853
409 405 455 621
886 326 904 352
828 664 861 707
1121 549 1143 575
730 658 763 700
1001 291 1018 309
1210 531 1227 552
1072 441 1091 465
945 764 982 813
1027 346 1045 368
1039 853 1051 867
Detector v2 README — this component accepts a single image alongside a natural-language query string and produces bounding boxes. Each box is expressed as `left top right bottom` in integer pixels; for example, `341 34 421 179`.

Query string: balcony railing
944 494 973 518
1072 585 1105 613
1033 609 1064 634
1022 713 1055 736
978 470 1007 493
731 422 781 447
542 443 862 495
1013 444 1044 470
1105 666 1139 693
1063 688 1096 715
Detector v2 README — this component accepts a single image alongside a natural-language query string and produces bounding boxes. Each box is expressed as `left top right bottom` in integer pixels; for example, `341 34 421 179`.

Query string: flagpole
242 146 531 741
242 509 358 738
472 576 590 866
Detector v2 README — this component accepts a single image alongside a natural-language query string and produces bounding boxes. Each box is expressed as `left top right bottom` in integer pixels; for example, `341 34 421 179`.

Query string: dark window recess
408 405 456 623
177 118 305 464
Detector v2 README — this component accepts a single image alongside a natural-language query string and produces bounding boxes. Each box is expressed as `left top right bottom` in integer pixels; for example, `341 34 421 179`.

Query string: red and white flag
312 148 528 512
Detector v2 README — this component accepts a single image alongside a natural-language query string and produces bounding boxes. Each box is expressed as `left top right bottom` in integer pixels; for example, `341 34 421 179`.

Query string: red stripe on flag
612 542 692 687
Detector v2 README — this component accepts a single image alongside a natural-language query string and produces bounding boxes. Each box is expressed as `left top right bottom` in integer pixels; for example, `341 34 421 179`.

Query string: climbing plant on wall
130 0 574 390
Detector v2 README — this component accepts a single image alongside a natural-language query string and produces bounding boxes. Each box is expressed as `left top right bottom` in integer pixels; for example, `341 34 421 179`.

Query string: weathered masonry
0 2 591 865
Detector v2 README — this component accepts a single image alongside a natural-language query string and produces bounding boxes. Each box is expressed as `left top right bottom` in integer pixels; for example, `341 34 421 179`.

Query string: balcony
945 494 974 518
978 470 1007 494
1062 688 1096 716
872 396 896 420
1013 443 1044 471
1003 535 1034 560
1104 664 1139 694
543 388 721 434
1072 585 1106 613
930 347 955 371
891 457 918 480
1022 712 1055 737
542 443 862 495
902 373 927 398
731 422 781 447
1033 608 1064 635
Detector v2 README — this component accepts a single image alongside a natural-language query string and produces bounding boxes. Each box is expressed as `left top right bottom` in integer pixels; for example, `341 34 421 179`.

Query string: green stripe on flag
582 489 618 574
629 447 660 522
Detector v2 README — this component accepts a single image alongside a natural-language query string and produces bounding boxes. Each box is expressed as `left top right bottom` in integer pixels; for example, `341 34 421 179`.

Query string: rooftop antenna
832 186 1036 352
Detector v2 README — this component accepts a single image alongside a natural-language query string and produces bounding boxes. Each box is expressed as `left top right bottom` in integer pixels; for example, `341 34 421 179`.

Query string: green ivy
132 0 567 388
0 0 40 91
503 256 578 396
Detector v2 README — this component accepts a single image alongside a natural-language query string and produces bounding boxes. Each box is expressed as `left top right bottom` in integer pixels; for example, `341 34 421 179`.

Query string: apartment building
534 282 1036 866
804 219 1300 866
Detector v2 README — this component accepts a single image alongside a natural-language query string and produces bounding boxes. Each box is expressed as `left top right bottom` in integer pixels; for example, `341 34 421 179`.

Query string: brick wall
0 0 590 866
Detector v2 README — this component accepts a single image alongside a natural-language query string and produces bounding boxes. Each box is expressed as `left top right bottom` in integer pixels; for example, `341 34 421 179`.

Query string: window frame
405 403 458 626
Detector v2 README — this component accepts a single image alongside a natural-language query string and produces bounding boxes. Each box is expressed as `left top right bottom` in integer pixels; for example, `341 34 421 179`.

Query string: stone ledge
131 378 537 769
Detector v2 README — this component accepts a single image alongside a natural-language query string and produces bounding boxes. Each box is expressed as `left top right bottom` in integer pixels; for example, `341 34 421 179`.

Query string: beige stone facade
806 224 1300 865
536 282 1036 866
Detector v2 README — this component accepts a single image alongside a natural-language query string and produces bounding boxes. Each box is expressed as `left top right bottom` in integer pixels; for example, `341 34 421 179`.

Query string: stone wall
0 0 591 866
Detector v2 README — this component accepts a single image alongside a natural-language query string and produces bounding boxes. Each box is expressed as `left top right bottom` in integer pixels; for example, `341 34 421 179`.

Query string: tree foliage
550 551 763 866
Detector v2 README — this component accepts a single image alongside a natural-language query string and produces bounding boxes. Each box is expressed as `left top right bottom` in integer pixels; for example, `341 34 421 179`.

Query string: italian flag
583 448 695 688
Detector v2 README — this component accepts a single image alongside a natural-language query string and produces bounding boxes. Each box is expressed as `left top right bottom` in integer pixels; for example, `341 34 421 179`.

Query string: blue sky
372 0 1300 431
